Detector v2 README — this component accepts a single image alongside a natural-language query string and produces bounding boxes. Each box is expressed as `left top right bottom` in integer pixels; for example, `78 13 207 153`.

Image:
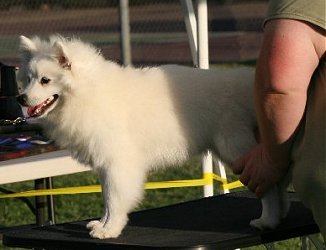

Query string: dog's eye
27 76 31 83
40 77 51 85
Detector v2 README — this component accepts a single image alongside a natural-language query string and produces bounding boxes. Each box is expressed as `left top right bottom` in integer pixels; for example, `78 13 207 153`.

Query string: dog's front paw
86 220 103 230
89 225 122 239
250 217 279 230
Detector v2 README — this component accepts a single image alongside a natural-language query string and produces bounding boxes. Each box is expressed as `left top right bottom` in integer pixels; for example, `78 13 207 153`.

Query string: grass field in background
0 157 315 249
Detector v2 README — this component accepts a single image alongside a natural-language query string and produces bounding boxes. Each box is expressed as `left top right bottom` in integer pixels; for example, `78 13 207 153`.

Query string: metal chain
0 117 26 126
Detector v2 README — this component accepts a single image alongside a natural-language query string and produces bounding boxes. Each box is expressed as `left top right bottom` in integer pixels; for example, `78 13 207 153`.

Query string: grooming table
3 191 320 249
0 127 90 225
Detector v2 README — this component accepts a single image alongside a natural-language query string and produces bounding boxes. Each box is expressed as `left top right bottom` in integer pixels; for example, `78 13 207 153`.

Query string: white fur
17 35 290 239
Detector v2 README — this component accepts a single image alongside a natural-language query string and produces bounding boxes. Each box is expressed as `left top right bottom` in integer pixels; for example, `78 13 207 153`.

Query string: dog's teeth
27 95 58 118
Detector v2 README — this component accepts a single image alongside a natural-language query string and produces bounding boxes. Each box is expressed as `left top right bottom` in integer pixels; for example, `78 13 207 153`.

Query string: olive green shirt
264 0 326 30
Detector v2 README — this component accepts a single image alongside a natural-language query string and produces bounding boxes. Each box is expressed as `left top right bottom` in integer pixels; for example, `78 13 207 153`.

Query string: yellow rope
0 173 243 199
0 185 101 198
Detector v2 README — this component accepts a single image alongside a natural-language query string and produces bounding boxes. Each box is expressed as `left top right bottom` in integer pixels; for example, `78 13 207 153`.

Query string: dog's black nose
16 94 28 106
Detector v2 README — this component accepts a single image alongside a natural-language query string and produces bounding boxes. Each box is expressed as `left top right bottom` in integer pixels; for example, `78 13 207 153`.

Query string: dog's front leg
89 161 146 239
86 167 110 231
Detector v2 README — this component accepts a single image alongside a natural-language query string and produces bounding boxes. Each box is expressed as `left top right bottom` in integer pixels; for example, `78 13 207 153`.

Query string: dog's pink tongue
27 101 47 117
27 105 40 117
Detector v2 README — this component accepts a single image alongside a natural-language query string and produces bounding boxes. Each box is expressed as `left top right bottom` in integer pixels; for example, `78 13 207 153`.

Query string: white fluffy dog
17 35 289 239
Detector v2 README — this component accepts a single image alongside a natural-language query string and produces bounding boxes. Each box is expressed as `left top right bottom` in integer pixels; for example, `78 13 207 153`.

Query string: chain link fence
0 0 267 67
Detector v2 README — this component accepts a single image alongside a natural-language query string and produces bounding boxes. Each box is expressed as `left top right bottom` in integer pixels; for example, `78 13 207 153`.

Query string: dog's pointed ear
19 36 37 60
53 41 71 70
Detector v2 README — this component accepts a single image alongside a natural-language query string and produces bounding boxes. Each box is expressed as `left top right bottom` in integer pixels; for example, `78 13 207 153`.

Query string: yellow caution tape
222 180 244 190
0 185 102 199
0 173 243 199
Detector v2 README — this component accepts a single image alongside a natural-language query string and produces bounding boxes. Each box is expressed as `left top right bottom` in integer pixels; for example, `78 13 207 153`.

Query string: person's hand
233 143 289 197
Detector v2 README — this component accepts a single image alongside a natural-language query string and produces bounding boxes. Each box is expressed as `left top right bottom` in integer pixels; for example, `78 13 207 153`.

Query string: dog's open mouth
27 94 59 118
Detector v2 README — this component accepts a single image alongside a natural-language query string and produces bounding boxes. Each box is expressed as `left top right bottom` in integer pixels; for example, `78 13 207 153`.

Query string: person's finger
232 156 246 174
239 167 250 186
247 179 258 193
255 185 264 198
255 180 271 198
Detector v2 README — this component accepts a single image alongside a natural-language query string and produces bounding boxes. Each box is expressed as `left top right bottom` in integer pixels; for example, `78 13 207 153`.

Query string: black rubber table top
3 191 319 250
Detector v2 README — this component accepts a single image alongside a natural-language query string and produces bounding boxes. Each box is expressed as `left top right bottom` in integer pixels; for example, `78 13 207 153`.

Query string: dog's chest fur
44 108 109 168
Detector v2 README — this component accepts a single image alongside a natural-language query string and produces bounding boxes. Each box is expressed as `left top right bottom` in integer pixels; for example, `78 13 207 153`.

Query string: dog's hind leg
250 174 290 230
250 186 282 230
279 172 292 219
89 160 146 239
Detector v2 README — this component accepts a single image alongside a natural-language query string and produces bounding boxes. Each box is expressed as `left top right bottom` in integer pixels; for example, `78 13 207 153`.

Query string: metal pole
46 177 56 224
180 0 198 66
119 0 132 66
197 0 209 69
35 179 46 226
196 0 214 197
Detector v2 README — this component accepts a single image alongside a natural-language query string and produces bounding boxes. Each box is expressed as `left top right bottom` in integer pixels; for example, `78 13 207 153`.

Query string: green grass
0 158 203 228
0 158 322 249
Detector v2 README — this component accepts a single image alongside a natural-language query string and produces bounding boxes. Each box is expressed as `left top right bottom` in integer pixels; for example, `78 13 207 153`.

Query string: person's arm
233 19 325 197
